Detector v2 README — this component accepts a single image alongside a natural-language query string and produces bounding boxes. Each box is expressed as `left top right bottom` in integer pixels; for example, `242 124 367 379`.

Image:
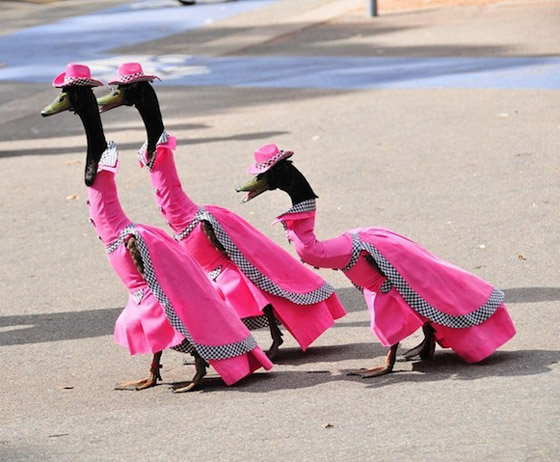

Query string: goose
237 144 516 377
96 62 346 360
40 63 272 391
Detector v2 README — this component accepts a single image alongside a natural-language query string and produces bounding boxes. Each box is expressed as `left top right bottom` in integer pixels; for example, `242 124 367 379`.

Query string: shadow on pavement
2 286 558 346
0 308 121 346
503 287 560 303
352 349 560 390
0 129 290 158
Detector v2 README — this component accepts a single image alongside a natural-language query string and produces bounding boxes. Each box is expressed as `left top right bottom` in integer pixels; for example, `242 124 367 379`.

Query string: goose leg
173 352 209 393
348 343 399 378
402 324 436 361
115 351 162 391
263 304 284 360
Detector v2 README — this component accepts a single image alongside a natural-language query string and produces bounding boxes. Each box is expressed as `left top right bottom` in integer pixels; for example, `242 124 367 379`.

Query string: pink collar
273 199 316 225
97 141 119 174
137 131 177 170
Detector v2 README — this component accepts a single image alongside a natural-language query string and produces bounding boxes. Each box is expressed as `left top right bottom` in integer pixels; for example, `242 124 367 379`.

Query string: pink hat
247 144 294 174
108 62 160 85
52 63 104 88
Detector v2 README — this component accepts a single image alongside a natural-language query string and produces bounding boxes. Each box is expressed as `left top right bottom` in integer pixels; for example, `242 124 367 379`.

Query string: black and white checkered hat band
345 233 503 329
109 72 158 85
107 225 258 360
137 131 170 171
175 207 335 305
63 77 102 87
254 150 293 171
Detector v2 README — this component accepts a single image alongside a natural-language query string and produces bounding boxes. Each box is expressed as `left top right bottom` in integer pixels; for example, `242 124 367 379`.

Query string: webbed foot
347 343 399 379
402 324 436 361
173 356 208 393
114 351 162 391
347 365 394 378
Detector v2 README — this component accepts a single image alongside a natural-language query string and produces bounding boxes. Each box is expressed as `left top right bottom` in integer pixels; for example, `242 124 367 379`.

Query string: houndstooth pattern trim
171 338 195 354
346 233 504 329
242 314 275 330
281 199 317 215
113 73 157 84
132 289 145 305
137 131 170 171
109 226 258 360
97 141 118 172
62 77 102 87
341 233 361 272
175 207 335 305
278 200 316 243
105 224 137 254
175 207 204 241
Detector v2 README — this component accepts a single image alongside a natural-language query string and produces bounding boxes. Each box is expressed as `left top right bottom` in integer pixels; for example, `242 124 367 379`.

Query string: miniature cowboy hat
52 63 104 88
108 62 160 85
247 144 294 174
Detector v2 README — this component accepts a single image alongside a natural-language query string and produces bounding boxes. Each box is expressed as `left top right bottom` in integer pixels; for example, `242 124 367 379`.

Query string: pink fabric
143 138 346 350
88 168 272 385
277 208 516 363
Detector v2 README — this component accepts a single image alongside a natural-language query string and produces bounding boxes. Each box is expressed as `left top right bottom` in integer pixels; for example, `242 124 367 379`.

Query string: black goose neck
76 94 107 160
133 83 165 155
278 163 318 206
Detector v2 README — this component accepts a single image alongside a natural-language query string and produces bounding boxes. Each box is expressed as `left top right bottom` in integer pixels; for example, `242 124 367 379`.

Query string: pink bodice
139 134 199 236
139 134 229 272
87 173 132 246
87 143 141 292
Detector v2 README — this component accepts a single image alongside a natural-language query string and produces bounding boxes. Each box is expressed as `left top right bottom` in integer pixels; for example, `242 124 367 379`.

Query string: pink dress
275 200 516 363
138 132 346 351
88 142 272 385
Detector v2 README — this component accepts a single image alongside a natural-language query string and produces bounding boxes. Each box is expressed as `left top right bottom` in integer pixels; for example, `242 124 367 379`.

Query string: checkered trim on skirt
242 314 276 330
175 207 335 305
137 131 170 171
343 233 504 329
171 338 196 354
107 224 258 360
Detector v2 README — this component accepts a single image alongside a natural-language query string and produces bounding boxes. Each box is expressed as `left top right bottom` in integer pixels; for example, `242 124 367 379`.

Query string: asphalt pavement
1 1 559 461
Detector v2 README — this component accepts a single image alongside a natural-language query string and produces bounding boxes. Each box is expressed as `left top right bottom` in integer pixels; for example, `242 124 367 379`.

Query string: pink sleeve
87 170 132 244
284 216 353 270
148 145 200 235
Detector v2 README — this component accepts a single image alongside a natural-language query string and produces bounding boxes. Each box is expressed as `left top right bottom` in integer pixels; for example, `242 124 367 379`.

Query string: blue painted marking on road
144 55 560 90
0 0 559 90
0 0 274 83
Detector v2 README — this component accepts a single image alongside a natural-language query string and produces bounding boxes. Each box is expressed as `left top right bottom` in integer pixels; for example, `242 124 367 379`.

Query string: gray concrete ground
1 1 559 461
